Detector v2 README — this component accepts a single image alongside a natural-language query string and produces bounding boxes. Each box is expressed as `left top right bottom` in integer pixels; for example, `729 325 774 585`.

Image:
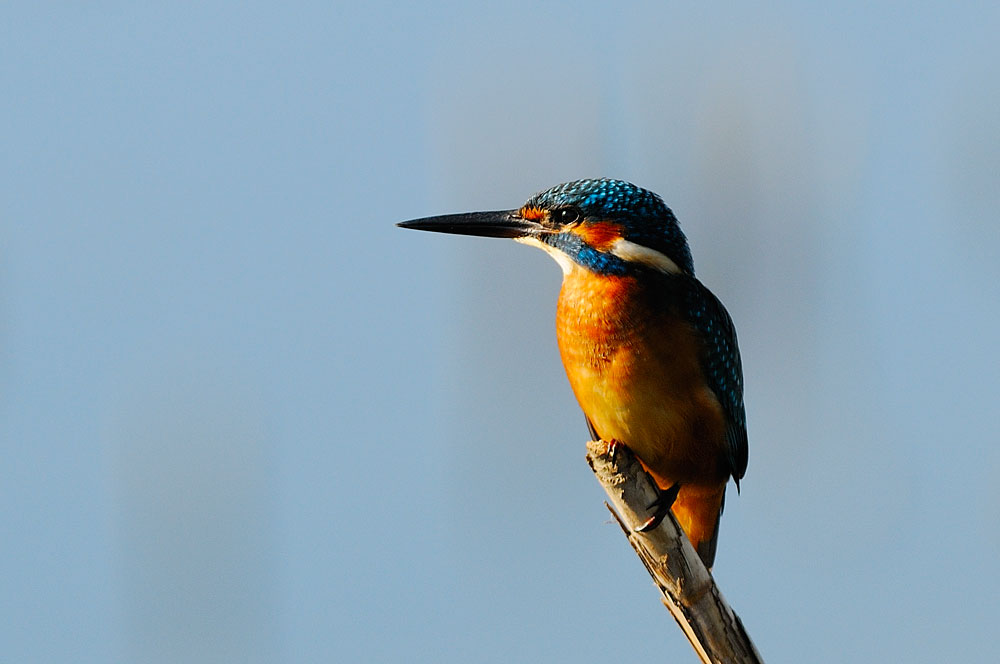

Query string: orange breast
555 269 728 487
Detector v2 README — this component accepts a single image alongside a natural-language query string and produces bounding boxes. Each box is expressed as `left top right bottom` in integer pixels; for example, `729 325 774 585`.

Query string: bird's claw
635 482 680 532
605 439 622 459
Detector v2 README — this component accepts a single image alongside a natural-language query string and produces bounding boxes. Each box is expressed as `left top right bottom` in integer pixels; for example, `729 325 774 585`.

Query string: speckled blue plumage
526 178 747 483
545 231 630 275
527 178 695 276
680 279 748 483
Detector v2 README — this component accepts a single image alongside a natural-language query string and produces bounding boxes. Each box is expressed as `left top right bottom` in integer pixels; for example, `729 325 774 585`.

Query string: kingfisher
398 178 747 568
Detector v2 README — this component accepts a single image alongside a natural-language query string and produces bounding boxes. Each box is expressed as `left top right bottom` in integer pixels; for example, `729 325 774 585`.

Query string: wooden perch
585 440 764 664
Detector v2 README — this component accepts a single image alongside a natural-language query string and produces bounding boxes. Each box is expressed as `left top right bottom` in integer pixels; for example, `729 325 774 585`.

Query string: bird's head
398 178 694 277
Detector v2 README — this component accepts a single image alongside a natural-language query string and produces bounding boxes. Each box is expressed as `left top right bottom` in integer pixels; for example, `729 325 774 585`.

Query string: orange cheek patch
520 206 546 221
572 222 622 251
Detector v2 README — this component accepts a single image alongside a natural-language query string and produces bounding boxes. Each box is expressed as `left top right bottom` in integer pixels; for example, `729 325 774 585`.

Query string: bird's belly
556 273 727 485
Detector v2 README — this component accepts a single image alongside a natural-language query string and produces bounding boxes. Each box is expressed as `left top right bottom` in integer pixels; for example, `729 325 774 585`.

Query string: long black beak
397 210 539 239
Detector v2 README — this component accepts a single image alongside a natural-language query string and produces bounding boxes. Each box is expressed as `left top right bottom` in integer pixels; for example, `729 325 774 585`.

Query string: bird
398 178 747 568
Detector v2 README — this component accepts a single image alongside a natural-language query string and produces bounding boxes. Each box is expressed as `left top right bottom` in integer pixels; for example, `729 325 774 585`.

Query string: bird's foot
605 438 623 459
635 482 681 533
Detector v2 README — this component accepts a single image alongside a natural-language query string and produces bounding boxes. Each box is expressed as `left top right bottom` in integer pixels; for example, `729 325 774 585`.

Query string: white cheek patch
515 236 578 275
609 238 682 274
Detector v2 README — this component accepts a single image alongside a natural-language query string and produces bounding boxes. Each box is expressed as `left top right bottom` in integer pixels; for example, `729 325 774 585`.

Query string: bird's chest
555 270 724 480
555 272 646 374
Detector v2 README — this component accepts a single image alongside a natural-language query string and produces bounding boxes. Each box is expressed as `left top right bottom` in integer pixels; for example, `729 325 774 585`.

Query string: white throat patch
515 236 578 275
515 235 682 276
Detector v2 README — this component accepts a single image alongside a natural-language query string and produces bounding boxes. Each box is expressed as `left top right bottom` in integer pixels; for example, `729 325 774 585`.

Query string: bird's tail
671 483 726 569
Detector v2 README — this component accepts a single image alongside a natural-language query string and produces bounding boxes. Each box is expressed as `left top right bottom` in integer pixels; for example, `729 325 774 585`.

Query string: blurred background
3 2 999 662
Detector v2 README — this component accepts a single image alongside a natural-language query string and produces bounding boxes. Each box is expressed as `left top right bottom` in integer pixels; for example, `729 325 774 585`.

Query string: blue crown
527 178 695 276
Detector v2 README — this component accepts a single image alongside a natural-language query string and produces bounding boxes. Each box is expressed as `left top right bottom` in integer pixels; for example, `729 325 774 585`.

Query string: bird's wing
679 277 749 485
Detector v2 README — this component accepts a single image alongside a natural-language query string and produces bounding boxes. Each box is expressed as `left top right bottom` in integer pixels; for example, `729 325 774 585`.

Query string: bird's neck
555 268 644 350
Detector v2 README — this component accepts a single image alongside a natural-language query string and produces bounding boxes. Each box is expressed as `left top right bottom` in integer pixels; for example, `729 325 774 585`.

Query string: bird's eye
552 207 581 225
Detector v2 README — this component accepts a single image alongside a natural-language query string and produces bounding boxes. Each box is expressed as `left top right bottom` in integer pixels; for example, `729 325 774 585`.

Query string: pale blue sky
3 2 999 662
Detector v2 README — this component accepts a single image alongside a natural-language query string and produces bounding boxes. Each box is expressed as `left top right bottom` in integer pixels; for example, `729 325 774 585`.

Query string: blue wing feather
683 278 748 484
647 274 748 484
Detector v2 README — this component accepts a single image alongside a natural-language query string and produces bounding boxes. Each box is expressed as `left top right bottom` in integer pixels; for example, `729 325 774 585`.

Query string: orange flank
570 221 622 251
555 268 730 564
